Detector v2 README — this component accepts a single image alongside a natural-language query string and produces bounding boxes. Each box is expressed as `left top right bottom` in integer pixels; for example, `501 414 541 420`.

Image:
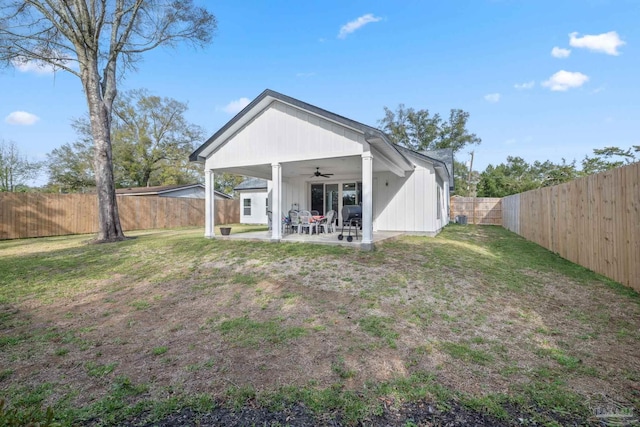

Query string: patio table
312 215 326 234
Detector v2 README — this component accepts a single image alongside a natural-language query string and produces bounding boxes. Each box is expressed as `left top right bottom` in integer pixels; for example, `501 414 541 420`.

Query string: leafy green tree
581 146 639 176
477 157 580 197
1 1 216 242
0 139 42 192
476 156 539 197
111 89 204 188
453 159 480 196
378 104 481 153
46 119 95 193
48 90 205 191
215 173 244 197
477 145 638 198
531 159 579 187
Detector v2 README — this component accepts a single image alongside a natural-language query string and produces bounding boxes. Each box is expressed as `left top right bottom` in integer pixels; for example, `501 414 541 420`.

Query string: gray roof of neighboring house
116 184 232 199
190 89 452 184
234 177 268 191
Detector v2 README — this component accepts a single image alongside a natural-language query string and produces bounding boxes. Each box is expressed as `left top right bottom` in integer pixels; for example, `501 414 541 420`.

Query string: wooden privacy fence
214 198 240 226
0 193 239 240
502 162 639 291
450 196 502 225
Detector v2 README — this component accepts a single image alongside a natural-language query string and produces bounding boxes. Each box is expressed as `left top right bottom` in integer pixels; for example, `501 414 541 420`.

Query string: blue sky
1 0 639 183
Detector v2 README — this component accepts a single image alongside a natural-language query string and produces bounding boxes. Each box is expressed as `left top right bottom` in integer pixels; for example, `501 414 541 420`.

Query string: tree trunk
83 63 125 242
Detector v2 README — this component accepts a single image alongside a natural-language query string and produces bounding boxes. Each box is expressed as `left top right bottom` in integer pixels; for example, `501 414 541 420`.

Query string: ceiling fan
311 167 334 178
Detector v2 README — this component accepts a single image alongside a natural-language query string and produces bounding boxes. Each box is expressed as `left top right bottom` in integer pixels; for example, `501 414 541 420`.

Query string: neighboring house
190 89 452 250
116 184 232 200
234 178 269 225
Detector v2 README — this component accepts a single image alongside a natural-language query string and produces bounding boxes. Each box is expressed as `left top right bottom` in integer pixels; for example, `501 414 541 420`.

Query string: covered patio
190 90 452 251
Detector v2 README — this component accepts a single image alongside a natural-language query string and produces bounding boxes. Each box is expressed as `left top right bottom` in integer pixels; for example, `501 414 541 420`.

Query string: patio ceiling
212 153 400 181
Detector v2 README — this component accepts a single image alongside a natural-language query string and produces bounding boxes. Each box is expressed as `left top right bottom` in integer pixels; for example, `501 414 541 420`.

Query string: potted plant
219 226 232 236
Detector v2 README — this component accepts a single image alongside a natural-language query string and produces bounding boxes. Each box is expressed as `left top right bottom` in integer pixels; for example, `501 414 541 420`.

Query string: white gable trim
201 97 369 161
193 90 414 177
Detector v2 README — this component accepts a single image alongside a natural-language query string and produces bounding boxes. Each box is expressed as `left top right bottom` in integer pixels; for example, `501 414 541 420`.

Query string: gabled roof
189 89 411 170
189 89 452 183
116 184 232 199
234 177 268 191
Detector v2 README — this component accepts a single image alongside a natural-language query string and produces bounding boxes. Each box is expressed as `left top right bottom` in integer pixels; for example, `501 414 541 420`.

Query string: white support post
271 163 282 241
361 153 373 250
205 170 216 238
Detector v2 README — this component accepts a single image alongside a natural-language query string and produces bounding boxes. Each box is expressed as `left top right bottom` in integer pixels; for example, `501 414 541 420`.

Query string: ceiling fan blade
312 167 333 178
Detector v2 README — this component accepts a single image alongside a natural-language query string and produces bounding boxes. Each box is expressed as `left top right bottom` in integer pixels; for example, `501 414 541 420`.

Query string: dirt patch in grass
1 226 638 425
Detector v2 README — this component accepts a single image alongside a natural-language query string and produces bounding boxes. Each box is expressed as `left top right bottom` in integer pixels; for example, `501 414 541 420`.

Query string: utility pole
467 150 475 196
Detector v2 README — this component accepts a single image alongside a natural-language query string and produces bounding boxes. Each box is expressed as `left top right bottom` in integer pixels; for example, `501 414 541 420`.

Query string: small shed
234 178 269 224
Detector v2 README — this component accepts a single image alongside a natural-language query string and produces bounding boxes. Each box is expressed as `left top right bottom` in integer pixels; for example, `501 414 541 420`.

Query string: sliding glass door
325 184 338 218
311 184 324 214
309 182 360 222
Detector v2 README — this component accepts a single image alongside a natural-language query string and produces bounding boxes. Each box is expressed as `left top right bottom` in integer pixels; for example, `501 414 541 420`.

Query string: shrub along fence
449 196 502 225
0 193 239 240
502 162 639 291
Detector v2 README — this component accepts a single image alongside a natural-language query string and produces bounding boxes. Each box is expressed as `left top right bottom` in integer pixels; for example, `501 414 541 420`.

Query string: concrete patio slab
216 229 405 249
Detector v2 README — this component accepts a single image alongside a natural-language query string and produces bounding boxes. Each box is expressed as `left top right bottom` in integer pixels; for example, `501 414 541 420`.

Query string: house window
244 198 251 216
266 198 269 215
342 182 362 206
437 187 442 220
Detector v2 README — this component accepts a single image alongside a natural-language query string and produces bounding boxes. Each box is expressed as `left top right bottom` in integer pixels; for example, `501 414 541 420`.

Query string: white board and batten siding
280 179 309 214
205 101 366 171
239 191 269 224
373 163 444 234
271 166 448 234
435 173 450 231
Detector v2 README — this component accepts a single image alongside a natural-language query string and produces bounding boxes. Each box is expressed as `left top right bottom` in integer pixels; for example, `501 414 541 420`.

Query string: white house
190 89 452 250
234 177 269 225
116 184 232 200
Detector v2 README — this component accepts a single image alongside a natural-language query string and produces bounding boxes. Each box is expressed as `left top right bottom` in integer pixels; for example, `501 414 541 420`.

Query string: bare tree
0 139 42 191
0 1 216 241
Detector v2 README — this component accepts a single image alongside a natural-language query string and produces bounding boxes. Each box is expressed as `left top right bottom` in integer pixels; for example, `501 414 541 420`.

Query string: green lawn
0 225 638 426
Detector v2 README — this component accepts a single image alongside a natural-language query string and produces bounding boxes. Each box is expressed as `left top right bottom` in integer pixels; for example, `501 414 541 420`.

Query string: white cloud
12 59 58 75
484 93 501 103
338 14 382 39
5 111 40 125
505 138 517 145
551 47 571 58
12 54 75 74
542 70 589 91
569 31 625 55
220 97 250 114
514 81 535 90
